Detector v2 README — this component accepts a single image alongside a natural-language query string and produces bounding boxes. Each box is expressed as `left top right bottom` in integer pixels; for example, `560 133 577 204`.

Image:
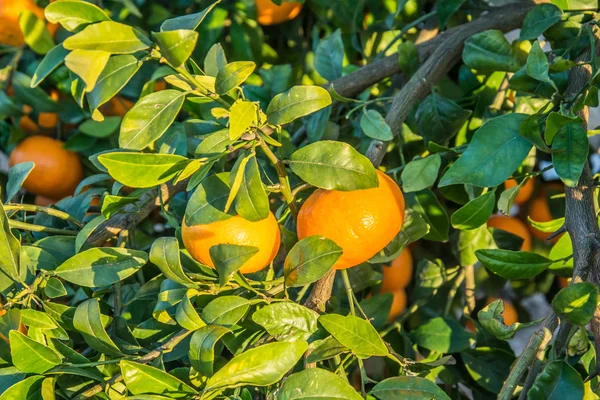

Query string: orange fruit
255 0 303 25
387 290 407 322
487 215 532 252
8 136 83 199
18 90 60 134
182 213 281 274
381 248 413 292
0 0 58 47
297 170 405 270
99 96 135 117
504 178 535 205
154 80 167 92
558 277 569 288
34 195 56 207
487 297 518 326
528 183 564 241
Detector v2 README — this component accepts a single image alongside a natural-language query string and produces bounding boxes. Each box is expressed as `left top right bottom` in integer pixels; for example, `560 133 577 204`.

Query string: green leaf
79 116 121 138
439 114 531 187
520 4 563 40
56 247 147 287
160 2 220 31
360 109 393 141
65 49 111 92
88 55 143 120
19 310 58 330
552 123 588 187
315 29 344 81
369 210 430 263
462 347 515 394
411 317 473 353
478 299 542 340
215 62 255 95
194 129 234 157
44 277 67 298
416 93 471 146
0 375 45 399
526 41 556 91
406 189 449 242
520 114 553 152
266 86 332 126
0 202 20 281
528 361 584 399
6 161 34 202
202 296 249 327
475 249 552 280
19 10 55 54
74 299 122 356
63 21 151 54
234 155 269 222
545 113 582 145
175 291 205 331
552 282 599 325
185 173 233 226
463 30 521 72
451 192 495 230
149 237 196 287
98 152 187 188
284 236 342 287
189 325 231 376
253 302 319 342
120 360 195 397
551 0 597 11
205 341 308 390
400 155 441 193
45 0 111 32
438 0 467 29
305 337 348 364
152 30 199 68
371 376 451 400
229 100 258 140
289 141 378 190
204 43 227 77
9 331 62 374
120 90 186 150
12 71 60 112
278 368 362 400
319 314 388 357
210 244 259 285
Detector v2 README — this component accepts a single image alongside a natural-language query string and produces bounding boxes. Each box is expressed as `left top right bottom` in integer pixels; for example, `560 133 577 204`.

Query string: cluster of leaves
1 0 600 399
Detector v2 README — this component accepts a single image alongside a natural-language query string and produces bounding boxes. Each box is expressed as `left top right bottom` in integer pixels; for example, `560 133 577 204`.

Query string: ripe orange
381 248 413 292
255 0 303 25
18 90 60 134
528 183 564 241
34 195 56 207
487 215 532 252
181 213 281 274
387 290 407 322
8 136 83 199
0 0 58 47
487 297 518 326
558 277 569 288
504 178 535 205
99 96 135 117
297 170 405 270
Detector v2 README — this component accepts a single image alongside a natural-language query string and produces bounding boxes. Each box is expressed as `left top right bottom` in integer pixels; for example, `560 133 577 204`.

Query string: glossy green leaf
478 299 542 340
56 247 147 287
266 85 332 125
463 30 521 72
98 152 187 188
520 4 563 40
185 173 233 226
462 347 515 394
19 309 58 330
149 237 196 287
65 49 111 92
528 361 584 399
79 116 121 138
305 337 347 364
520 114 552 152
229 100 258 140
63 21 151 54
475 249 552 280
253 302 319 342
406 189 449 242
12 71 60 112
10 331 62 374
438 0 467 29
189 325 231 376
5 161 34 203
284 236 342 287
416 93 471 146
360 109 393 141
152 30 198 68
439 114 531 187
120 360 195 397
0 376 45 399
44 277 67 298
160 2 219 31
19 11 55 54
233 155 269 222
279 368 362 400
205 341 308 390
120 90 186 150
401 155 441 193
370 210 430 263
175 291 205 331
315 29 344 81
215 62 255 95
411 317 473 353
202 296 249 327
526 41 556 91
451 192 495 230
0 202 20 281
552 282 599 325
371 376 451 400
73 299 122 356
545 113 582 145
204 43 227 77
289 141 378 190
45 0 111 32
210 244 259 285
551 0 597 10
552 123 588 187
319 314 387 357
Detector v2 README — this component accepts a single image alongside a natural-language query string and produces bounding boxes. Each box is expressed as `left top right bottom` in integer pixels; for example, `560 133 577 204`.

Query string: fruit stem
173 65 232 109
443 268 465 317
8 220 78 236
258 140 299 218
5 203 84 228
341 269 355 316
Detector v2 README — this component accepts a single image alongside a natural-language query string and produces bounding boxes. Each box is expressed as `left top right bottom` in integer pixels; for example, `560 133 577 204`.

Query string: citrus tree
1 0 600 398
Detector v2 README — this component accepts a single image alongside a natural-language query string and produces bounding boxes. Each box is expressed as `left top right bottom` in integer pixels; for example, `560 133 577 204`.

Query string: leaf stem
174 65 231 109
258 139 298 218
5 203 84 227
341 269 355 316
8 220 78 235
